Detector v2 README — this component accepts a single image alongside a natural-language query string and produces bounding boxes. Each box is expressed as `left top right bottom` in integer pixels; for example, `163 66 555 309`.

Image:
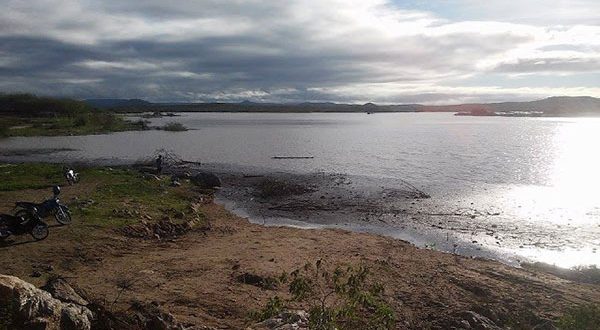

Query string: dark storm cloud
0 0 598 103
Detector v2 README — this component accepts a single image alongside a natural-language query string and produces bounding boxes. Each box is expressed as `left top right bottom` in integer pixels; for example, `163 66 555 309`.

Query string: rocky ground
0 162 599 329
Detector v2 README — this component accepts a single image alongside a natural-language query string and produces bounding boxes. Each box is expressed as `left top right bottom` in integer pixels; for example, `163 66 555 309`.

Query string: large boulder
42 277 88 306
0 274 93 330
190 172 221 189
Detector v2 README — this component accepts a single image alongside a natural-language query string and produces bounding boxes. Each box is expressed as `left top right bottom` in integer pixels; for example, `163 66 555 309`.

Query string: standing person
156 155 163 174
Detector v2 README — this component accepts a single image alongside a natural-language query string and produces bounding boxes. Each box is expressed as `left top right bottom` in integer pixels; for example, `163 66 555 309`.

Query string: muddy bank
166 163 527 266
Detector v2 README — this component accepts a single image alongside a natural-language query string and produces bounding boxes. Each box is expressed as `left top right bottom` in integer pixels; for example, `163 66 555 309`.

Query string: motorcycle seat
15 201 38 209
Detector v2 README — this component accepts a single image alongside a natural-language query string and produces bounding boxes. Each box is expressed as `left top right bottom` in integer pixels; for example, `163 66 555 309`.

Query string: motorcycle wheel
0 221 10 240
30 222 49 241
55 206 72 225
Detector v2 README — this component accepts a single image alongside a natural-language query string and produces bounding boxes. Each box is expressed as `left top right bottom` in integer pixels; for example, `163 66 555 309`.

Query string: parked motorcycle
15 186 72 225
65 168 79 185
0 209 49 241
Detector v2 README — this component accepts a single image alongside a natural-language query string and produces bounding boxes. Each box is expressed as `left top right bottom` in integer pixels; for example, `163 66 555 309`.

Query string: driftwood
271 156 314 159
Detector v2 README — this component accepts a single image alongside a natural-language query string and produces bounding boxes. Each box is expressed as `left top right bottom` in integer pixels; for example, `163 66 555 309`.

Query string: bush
250 296 284 321
162 122 187 132
253 260 396 329
74 114 88 127
556 304 600 329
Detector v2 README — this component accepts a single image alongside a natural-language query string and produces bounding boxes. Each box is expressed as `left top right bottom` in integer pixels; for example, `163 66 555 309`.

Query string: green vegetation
556 304 600 330
161 122 188 132
0 93 146 137
0 163 64 191
0 163 206 230
523 263 600 285
252 260 396 329
250 296 285 321
72 168 201 228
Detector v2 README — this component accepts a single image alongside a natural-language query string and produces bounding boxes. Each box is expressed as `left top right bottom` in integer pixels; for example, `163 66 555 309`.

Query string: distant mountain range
84 96 600 116
419 96 600 117
85 98 152 109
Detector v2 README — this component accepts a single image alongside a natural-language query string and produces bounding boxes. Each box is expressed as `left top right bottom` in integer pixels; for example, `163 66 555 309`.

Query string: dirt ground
1 168 599 329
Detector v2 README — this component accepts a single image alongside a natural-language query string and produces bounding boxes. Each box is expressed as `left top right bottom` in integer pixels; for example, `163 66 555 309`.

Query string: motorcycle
0 209 49 241
15 186 72 225
65 168 79 185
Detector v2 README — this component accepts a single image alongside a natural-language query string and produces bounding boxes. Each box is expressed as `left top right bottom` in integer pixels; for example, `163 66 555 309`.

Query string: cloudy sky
1 0 599 104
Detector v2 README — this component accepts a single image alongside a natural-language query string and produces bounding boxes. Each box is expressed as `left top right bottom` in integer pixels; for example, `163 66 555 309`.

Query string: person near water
156 155 163 174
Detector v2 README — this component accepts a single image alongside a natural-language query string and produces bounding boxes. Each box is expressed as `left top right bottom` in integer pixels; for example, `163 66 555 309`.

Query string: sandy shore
1 163 599 328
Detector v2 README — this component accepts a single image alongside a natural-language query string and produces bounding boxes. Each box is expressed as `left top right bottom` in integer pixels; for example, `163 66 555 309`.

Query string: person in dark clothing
156 155 163 174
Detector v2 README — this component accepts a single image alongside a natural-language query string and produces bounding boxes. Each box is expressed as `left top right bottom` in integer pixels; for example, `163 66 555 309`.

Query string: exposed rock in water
0 274 93 330
191 172 221 189
251 310 309 330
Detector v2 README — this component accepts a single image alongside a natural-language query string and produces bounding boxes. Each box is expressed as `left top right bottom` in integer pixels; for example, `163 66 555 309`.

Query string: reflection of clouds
0 0 598 102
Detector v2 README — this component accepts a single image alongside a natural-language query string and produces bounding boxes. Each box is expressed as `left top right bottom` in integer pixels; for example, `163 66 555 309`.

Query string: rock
42 277 88 306
532 319 558 330
0 274 93 330
190 172 221 189
130 301 180 330
144 173 162 181
458 311 501 330
236 272 278 290
251 310 309 330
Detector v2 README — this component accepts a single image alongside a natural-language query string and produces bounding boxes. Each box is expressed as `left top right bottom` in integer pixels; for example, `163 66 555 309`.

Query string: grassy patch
71 167 200 228
0 163 64 191
0 113 146 137
0 163 206 231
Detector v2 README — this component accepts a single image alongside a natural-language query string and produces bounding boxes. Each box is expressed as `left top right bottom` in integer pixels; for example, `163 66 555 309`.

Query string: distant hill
0 93 92 117
85 98 152 109
9 95 595 116
419 96 600 116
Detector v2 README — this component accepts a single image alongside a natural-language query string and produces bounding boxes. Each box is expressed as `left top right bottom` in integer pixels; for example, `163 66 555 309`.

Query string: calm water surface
1 112 599 267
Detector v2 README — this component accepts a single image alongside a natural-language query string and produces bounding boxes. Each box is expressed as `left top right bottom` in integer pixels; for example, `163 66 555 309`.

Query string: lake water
1 112 599 267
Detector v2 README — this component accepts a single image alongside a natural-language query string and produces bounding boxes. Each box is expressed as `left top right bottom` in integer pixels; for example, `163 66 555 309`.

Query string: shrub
253 260 396 329
556 304 600 329
162 122 187 132
250 296 284 321
74 114 88 127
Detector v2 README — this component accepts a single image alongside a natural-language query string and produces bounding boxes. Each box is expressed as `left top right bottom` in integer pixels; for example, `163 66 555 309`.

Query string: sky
0 0 599 104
